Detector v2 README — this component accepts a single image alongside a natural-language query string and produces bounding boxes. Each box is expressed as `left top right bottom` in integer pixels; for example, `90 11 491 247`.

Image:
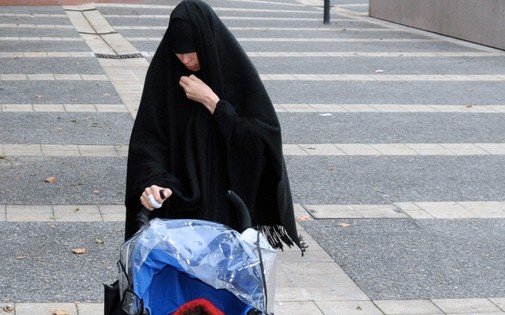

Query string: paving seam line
3 103 505 113
2 143 505 157
3 201 505 221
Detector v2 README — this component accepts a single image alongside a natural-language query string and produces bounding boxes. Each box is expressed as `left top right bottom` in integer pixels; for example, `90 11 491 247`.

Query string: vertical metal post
323 0 330 24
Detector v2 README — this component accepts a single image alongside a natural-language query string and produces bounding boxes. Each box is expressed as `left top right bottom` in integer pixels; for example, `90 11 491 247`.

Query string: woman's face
175 52 200 72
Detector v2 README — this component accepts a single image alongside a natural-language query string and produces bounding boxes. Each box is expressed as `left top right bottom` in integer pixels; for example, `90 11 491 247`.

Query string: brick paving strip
2 103 505 113
2 143 505 157
2 201 505 222
4 72 505 82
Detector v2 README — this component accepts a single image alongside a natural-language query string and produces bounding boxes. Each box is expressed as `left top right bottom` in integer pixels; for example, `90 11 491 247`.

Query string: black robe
125 0 304 252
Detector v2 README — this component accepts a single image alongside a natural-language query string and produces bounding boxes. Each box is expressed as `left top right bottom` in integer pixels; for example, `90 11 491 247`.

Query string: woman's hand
179 74 220 113
140 185 172 211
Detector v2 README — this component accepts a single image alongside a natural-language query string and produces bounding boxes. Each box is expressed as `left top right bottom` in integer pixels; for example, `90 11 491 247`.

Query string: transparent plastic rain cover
119 218 277 314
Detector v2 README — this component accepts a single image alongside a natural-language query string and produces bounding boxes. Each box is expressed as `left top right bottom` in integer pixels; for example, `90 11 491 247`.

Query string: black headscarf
125 0 304 253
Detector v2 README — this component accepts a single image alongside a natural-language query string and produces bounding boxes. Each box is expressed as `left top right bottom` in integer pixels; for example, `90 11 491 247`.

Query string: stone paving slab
0 27 78 37
0 16 70 25
286 155 505 205
278 112 505 144
0 112 132 144
0 103 128 112
238 39 480 53
3 143 505 158
264 80 505 105
0 57 104 74
252 55 505 74
301 218 505 300
127 38 470 55
307 201 505 219
0 40 89 52
2 154 504 206
275 103 505 113
0 156 126 205
118 27 426 40
0 222 122 303
0 81 122 104
2 0 505 313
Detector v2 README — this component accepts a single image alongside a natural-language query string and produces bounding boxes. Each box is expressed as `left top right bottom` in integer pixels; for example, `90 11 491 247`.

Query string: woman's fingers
140 185 172 210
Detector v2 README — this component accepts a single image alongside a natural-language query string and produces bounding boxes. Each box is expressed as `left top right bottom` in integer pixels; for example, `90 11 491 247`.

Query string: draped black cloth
125 0 304 252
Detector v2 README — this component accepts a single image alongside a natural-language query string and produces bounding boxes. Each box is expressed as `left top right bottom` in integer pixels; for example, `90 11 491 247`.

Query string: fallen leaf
465 104 472 108
44 176 57 183
74 207 80 212
297 215 312 221
94 236 105 244
71 248 87 254
52 309 69 315
2 305 15 312
338 222 352 228
16 255 27 260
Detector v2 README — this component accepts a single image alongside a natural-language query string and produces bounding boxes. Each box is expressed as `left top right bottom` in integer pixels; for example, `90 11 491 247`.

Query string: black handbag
103 280 128 315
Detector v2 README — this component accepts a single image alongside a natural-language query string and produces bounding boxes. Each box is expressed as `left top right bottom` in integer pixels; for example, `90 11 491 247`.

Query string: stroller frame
105 191 276 315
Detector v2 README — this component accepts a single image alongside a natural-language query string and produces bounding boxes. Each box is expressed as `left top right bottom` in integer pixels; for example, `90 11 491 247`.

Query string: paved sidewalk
1 0 505 314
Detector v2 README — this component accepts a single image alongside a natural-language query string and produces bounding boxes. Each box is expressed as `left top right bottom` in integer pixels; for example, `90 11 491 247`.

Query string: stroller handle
137 190 252 232
226 190 252 232
137 189 169 228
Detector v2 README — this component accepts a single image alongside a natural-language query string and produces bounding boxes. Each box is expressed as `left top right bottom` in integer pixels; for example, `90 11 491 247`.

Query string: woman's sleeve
212 99 279 155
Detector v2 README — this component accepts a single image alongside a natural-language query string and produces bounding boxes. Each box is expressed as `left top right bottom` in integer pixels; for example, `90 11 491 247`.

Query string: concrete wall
369 0 505 51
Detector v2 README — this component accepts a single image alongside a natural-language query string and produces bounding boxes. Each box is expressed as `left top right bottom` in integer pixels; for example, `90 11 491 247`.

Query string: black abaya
125 0 304 252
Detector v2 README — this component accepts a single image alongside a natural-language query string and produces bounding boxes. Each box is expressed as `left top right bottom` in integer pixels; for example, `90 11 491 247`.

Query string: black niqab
125 0 304 252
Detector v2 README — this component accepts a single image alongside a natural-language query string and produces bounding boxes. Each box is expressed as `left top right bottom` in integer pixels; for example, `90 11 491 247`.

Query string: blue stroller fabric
120 218 276 315
137 249 251 314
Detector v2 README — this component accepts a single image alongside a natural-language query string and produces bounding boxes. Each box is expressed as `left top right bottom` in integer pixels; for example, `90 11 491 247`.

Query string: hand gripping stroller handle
137 189 169 228
226 190 252 232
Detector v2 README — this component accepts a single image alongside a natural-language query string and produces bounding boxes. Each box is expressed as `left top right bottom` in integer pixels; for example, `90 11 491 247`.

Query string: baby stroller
105 191 277 315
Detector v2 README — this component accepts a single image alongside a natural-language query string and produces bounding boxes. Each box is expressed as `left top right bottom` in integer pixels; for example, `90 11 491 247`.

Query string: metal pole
323 0 330 24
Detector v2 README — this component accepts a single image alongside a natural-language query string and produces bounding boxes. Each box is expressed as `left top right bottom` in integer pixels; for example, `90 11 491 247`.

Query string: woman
125 0 305 253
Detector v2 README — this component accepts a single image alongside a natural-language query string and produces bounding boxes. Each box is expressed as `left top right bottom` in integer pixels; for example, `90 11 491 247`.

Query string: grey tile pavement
1 0 505 314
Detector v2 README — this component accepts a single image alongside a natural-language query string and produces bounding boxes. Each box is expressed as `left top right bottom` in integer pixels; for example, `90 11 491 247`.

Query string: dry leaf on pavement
71 248 87 254
52 309 69 315
297 215 312 221
94 236 105 244
44 176 57 183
